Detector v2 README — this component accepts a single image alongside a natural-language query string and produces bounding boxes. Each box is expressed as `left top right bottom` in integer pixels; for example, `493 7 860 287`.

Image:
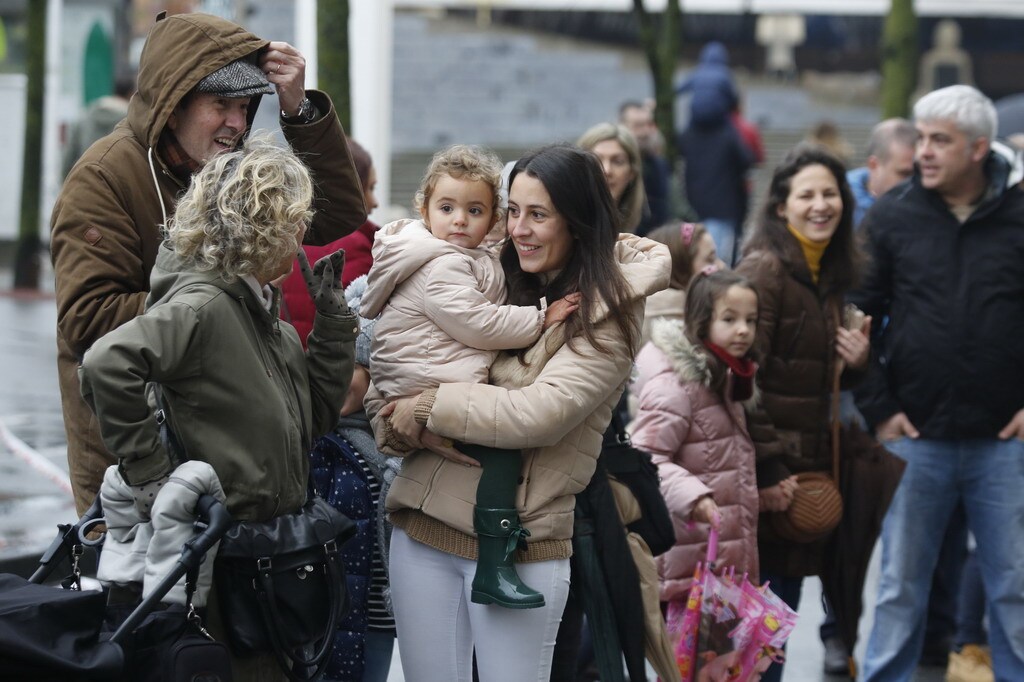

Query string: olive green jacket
79 244 358 522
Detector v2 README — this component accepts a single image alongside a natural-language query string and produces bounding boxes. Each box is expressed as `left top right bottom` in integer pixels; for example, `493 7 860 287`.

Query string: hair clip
699 264 721 278
681 222 696 246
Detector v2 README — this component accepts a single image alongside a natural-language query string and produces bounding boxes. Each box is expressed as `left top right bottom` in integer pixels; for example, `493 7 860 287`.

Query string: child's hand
692 495 721 528
543 293 581 330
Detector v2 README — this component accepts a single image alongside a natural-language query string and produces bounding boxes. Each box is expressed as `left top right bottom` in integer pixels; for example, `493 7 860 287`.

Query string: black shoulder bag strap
152 383 187 468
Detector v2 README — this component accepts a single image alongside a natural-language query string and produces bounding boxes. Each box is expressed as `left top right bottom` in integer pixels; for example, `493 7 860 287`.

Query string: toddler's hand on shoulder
542 293 581 331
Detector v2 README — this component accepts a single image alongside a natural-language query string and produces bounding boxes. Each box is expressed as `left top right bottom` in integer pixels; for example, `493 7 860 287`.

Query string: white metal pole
350 0 394 222
295 0 317 89
41 0 63 247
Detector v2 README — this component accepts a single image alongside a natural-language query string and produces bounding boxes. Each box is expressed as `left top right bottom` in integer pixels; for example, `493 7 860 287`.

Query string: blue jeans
955 548 988 648
362 630 396 682
702 218 739 266
863 438 1024 682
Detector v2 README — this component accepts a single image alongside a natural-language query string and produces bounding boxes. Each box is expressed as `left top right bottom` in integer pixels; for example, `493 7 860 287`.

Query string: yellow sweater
787 224 829 284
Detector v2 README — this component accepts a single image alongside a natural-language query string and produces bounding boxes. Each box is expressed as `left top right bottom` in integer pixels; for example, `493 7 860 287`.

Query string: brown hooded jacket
51 12 366 514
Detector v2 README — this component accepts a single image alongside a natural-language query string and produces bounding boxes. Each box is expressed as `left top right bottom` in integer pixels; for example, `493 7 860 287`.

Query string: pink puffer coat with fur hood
629 318 759 602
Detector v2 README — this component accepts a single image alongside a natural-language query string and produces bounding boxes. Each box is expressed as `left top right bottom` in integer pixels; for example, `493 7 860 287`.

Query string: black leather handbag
214 497 355 682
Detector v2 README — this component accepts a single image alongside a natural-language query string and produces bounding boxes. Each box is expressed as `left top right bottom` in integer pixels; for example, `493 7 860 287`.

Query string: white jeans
389 527 571 682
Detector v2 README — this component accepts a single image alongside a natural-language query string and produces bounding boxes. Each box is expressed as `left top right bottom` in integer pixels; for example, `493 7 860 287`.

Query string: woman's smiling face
778 163 843 243
507 174 573 274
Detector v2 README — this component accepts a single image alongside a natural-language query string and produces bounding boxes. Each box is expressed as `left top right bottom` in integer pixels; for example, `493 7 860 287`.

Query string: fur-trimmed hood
647 317 759 405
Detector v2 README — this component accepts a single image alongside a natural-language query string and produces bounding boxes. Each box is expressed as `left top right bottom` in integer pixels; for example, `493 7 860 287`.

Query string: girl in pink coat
630 269 761 603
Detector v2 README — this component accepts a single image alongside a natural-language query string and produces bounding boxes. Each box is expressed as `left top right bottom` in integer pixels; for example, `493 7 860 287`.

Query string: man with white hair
853 85 1024 680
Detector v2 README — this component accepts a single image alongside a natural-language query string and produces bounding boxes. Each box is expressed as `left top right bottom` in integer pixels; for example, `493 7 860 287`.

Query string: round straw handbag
770 472 842 543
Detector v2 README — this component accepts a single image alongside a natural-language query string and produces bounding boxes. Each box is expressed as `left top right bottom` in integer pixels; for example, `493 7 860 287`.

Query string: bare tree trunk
14 0 46 290
881 0 918 118
318 0 351 132
632 0 681 161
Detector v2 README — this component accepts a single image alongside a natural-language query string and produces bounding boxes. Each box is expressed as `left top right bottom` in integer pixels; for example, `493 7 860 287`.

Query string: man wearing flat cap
51 12 367 516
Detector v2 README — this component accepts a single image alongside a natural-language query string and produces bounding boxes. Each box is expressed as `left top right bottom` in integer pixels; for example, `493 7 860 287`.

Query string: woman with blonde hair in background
578 122 646 233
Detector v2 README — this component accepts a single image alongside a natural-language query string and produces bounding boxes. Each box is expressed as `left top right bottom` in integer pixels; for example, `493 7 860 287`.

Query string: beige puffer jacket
639 286 686 348
380 235 671 559
360 219 544 401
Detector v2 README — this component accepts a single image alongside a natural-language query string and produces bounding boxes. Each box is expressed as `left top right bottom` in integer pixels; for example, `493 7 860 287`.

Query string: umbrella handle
706 518 720 567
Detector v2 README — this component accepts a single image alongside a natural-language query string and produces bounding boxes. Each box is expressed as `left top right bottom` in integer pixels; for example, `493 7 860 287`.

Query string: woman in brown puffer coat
734 144 871 682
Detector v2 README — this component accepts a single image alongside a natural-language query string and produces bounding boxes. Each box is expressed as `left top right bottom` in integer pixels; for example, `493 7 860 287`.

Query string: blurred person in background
806 120 855 168
63 73 136 177
819 116 920 675
639 221 724 347
846 118 917 226
619 101 672 236
281 137 380 348
578 122 646 233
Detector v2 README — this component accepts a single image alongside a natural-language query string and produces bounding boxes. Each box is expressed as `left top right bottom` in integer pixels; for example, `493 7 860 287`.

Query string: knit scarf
703 341 756 402
786 223 830 284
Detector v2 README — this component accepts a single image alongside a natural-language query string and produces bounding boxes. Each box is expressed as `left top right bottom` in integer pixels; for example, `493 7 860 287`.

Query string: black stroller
0 493 233 681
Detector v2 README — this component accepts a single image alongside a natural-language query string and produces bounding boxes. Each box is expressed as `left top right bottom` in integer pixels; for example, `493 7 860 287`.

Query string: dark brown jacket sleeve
283 90 367 245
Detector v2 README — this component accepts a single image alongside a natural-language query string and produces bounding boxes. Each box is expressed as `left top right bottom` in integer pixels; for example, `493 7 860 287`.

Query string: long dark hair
683 269 759 399
742 143 863 296
500 144 639 358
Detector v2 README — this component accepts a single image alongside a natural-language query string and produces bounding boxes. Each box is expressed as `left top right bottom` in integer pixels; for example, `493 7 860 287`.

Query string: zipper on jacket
240 295 275 377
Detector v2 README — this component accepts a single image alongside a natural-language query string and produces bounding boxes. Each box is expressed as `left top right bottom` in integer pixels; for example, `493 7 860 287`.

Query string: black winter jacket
850 153 1024 439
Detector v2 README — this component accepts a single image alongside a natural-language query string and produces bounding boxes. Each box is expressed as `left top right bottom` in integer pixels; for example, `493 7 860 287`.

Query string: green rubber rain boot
471 507 546 609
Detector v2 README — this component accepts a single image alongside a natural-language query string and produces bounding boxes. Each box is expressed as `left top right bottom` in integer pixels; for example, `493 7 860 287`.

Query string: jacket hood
649 318 711 385
360 219 480 318
148 242 271 319
649 316 759 404
129 13 268 148
699 41 729 66
644 287 685 320
991 141 1024 188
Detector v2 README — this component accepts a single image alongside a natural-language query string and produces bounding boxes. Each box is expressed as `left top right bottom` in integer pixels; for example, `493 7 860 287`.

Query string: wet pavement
0 290 77 560
0 287 947 681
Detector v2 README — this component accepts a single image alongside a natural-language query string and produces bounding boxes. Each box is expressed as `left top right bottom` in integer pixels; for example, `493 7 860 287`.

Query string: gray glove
130 474 169 518
298 248 351 317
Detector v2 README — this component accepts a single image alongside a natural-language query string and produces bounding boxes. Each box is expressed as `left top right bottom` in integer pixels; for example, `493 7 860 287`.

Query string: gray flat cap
195 58 274 98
